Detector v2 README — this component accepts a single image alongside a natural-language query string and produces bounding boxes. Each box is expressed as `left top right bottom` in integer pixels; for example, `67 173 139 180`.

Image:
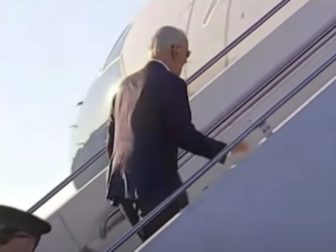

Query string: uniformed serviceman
0 205 51 252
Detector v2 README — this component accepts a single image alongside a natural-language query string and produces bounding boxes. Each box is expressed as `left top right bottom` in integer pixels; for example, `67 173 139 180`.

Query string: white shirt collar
151 59 170 71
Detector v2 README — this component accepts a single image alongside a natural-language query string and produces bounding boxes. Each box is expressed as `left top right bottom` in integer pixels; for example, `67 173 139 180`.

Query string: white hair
150 26 187 57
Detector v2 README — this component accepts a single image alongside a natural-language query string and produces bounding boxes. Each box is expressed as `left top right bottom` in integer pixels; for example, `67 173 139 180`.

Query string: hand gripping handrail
178 21 336 167
27 0 290 214
104 52 336 252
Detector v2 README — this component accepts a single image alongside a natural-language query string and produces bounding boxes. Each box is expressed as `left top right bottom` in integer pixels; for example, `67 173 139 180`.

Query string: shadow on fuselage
70 123 109 190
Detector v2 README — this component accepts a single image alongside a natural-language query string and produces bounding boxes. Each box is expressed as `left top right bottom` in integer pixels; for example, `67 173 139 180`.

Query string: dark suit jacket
106 61 227 206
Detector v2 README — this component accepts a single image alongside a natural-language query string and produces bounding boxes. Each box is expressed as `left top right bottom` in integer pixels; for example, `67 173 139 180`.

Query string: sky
0 0 147 215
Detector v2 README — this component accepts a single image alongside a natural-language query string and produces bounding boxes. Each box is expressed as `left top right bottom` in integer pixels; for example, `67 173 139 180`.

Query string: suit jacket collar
150 59 170 71
146 59 170 72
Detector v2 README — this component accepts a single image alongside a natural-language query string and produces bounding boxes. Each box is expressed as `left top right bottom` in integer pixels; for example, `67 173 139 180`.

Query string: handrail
92 20 336 238
27 148 106 213
185 0 290 84
105 52 336 252
27 0 290 214
178 21 336 167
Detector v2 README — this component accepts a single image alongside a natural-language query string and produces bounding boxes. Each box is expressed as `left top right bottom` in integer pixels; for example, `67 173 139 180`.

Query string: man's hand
232 141 250 154
218 141 249 165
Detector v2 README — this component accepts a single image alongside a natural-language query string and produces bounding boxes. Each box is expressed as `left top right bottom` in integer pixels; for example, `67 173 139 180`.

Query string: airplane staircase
103 0 336 251
29 0 336 251
136 54 336 252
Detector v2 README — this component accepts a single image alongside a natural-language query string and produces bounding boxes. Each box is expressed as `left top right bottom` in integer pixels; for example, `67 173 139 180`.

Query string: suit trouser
120 192 188 241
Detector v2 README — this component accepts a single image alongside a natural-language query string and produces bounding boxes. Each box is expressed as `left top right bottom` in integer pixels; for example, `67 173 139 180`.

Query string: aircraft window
103 24 132 69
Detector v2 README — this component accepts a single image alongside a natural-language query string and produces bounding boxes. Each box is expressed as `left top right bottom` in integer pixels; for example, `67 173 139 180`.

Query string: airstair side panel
138 75 336 252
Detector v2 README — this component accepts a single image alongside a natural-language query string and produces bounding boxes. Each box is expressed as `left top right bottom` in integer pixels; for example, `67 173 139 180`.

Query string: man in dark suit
106 26 248 241
0 205 51 252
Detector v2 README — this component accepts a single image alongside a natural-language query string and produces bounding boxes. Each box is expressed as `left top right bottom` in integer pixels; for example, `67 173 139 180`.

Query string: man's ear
171 45 177 60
